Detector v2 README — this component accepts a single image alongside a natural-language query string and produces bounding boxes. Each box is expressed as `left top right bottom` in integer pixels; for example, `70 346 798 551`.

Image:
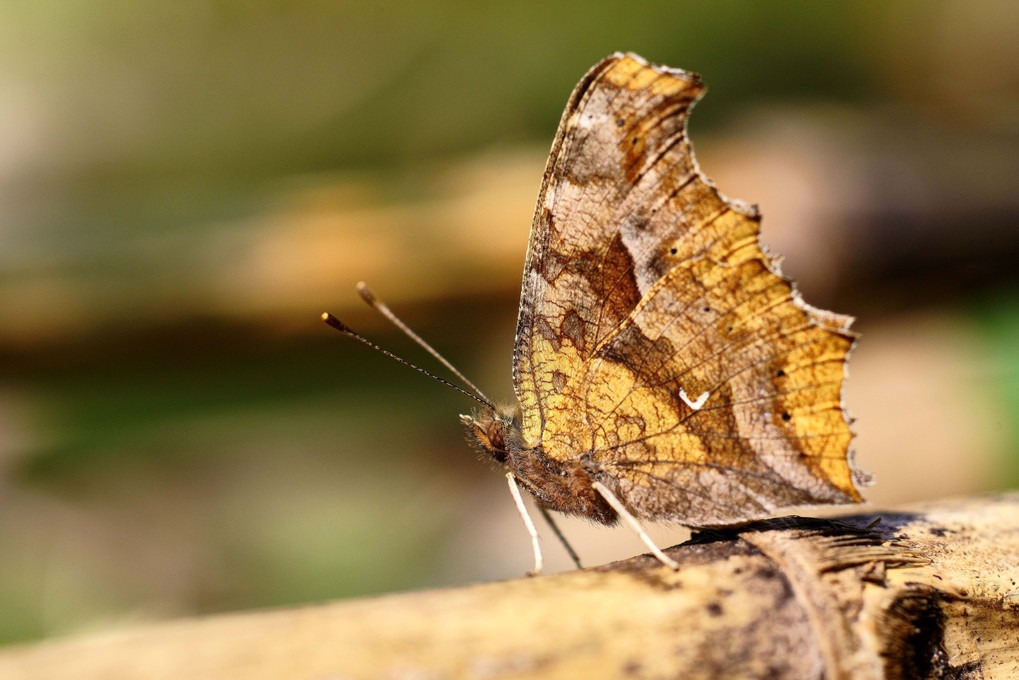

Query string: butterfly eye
669 247 678 255
487 420 508 450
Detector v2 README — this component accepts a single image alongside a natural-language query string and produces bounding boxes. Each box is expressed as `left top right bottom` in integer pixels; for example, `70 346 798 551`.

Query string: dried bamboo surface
1 493 1018 680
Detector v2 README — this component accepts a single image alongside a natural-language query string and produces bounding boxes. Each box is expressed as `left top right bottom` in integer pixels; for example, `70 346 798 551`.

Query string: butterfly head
460 405 523 466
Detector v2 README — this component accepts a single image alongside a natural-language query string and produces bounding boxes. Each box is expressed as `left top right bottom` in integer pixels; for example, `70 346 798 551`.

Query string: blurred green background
1 0 1017 645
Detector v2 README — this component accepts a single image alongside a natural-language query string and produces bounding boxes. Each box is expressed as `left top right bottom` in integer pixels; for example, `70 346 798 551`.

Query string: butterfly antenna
322 313 494 409
354 282 495 406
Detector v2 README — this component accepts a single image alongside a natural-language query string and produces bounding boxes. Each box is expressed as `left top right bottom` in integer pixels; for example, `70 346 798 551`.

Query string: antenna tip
356 281 377 305
321 313 351 334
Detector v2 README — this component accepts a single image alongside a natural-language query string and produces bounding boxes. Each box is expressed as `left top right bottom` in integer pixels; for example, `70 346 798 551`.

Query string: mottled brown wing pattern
513 53 706 446
544 255 860 524
513 53 866 526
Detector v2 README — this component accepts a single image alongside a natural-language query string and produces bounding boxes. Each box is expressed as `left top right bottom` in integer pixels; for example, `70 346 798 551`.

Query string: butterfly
461 53 868 567
330 52 869 573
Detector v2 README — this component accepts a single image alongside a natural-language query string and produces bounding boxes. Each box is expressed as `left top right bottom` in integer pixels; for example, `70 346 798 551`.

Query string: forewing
513 53 705 445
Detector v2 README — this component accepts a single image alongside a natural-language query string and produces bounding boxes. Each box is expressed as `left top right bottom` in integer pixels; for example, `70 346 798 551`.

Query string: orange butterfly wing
512 53 867 525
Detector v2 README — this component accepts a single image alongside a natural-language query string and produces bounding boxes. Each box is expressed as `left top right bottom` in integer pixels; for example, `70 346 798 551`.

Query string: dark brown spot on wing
538 232 641 356
561 310 587 353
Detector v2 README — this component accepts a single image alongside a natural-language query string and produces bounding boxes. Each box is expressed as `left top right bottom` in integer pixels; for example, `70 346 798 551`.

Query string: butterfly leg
591 481 680 570
506 472 543 576
537 505 583 569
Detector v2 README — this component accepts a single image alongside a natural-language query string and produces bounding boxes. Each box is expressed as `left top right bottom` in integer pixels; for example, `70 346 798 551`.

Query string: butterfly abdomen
510 448 619 525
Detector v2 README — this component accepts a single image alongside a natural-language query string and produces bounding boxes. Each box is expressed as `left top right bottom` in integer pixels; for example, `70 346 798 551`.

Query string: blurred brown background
1 1 1017 645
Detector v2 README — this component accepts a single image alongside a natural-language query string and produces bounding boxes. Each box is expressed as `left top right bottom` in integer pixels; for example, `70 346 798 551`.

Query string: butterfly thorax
461 407 618 524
